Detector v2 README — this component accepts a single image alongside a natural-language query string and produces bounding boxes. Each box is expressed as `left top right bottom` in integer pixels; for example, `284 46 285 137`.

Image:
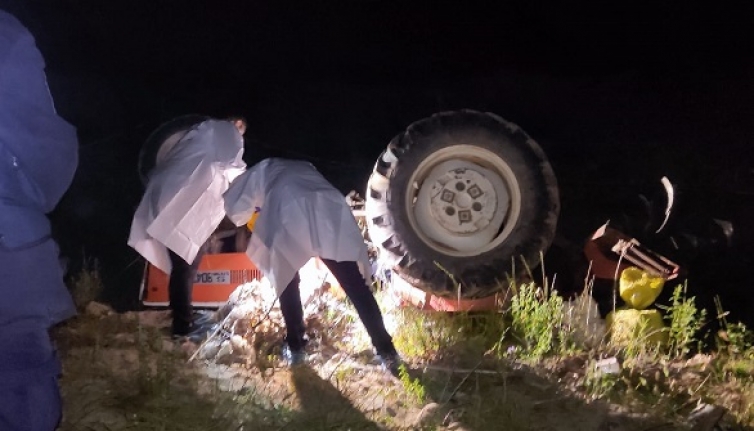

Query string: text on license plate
194 270 231 284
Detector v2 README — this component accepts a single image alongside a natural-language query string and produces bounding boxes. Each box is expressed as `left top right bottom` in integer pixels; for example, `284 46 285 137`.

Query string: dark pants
0 329 62 431
167 244 207 335
279 259 397 356
0 372 61 431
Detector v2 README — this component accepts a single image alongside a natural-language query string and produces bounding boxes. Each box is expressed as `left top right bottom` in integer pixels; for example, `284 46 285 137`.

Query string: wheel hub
413 154 514 254
428 168 498 235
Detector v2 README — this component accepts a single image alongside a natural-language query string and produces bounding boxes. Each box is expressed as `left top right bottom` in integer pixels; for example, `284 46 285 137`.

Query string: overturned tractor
139 110 560 308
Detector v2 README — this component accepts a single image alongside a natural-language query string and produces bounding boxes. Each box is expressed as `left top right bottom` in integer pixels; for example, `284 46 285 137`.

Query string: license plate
194 270 231 284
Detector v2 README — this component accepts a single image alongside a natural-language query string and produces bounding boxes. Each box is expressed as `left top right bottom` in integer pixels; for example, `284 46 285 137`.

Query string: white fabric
224 158 370 295
128 120 245 273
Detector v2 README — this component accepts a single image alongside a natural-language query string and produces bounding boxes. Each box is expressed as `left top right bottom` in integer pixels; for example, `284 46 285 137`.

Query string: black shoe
173 321 215 343
192 310 217 326
377 352 403 376
281 344 307 367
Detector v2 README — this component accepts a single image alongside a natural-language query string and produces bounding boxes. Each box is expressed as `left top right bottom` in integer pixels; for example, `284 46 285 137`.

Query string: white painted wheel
365 110 559 299
411 146 520 255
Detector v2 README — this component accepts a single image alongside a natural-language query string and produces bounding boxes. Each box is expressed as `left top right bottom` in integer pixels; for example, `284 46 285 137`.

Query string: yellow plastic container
607 308 669 347
619 267 665 310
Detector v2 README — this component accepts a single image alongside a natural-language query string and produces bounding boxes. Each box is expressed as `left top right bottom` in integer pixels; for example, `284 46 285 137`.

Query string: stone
85 301 113 317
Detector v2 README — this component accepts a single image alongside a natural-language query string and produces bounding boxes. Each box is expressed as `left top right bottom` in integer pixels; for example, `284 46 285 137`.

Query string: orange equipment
140 252 263 308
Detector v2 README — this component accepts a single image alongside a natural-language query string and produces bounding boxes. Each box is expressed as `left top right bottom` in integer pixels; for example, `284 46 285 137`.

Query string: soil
55 299 741 431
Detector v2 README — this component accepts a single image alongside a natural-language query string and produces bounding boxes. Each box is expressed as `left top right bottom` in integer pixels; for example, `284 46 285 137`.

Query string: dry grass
57 266 754 431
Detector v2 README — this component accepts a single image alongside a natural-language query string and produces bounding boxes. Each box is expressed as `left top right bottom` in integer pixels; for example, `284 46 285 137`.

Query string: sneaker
378 352 403 376
173 321 215 343
281 344 307 367
192 310 216 326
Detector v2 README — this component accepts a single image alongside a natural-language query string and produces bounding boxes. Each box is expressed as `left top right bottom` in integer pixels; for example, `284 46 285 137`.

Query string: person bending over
129 117 246 338
224 157 401 371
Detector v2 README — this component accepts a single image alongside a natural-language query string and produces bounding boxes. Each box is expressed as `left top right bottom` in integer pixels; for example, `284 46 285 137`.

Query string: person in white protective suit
128 117 246 338
224 157 401 370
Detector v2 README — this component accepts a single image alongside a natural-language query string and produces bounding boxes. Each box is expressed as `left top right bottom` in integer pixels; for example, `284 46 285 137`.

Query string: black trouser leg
279 272 307 351
168 245 206 335
322 259 397 356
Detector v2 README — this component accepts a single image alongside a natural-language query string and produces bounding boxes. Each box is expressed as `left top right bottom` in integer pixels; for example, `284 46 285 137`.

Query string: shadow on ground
288 365 383 430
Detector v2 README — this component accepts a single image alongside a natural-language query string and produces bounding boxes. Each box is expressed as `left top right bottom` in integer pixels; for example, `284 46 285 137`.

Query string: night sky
3 1 753 311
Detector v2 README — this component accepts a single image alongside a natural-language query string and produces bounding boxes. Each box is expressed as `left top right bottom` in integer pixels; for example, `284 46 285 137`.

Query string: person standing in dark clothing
0 9 79 430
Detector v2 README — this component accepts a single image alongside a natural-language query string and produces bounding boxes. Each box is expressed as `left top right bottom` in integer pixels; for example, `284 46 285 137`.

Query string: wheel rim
408 144 521 256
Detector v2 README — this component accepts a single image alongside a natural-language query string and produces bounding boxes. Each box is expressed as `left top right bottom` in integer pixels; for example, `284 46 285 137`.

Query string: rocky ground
52 282 751 431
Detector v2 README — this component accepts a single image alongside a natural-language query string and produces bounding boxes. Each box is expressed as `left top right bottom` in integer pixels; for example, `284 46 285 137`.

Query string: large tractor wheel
365 110 559 298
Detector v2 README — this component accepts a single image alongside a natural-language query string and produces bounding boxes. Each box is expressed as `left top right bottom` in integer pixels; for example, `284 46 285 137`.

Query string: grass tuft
67 257 104 310
56 260 754 430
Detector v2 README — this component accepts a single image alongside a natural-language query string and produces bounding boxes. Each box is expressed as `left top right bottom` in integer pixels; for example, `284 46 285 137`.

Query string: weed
391 308 451 360
58 313 242 431
609 311 667 363
724 358 754 379
67 257 103 310
722 323 754 355
55 266 754 430
561 284 608 352
509 281 566 358
660 283 707 357
391 306 507 366
398 364 426 404
331 365 357 390
715 296 754 355
582 362 623 400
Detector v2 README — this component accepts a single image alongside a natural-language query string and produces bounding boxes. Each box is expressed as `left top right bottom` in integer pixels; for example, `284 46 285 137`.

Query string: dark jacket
0 9 79 335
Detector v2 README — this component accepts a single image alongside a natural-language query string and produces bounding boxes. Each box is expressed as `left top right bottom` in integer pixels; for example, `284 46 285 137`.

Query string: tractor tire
137 114 209 186
365 110 559 298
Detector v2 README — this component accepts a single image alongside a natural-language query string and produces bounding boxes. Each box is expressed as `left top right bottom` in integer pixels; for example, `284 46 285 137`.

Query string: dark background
3 1 753 318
